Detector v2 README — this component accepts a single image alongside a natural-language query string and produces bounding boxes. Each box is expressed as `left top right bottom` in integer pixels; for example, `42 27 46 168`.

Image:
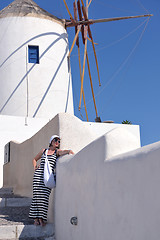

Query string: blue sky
0 0 159 146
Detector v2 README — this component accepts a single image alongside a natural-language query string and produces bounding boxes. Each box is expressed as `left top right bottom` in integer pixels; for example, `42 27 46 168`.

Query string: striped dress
29 149 57 222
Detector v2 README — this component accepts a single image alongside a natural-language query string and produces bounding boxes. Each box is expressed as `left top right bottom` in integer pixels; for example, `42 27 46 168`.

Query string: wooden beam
73 1 79 46
79 38 87 110
68 27 81 57
88 0 92 8
88 14 153 24
86 52 98 118
66 14 153 27
78 46 89 121
77 0 85 44
63 0 73 19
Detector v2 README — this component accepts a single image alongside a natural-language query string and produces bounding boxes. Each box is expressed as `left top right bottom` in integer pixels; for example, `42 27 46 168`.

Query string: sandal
39 218 46 227
34 219 40 226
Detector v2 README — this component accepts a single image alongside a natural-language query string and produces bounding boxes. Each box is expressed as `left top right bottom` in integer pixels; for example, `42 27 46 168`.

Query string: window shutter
28 45 39 64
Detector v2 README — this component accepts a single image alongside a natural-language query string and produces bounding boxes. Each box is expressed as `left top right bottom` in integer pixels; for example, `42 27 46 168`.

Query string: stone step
0 187 13 197
0 187 32 208
0 197 32 207
0 223 55 240
0 187 13 193
0 188 56 239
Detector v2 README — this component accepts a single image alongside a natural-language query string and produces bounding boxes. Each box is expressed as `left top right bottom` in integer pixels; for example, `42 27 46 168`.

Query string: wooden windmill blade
86 52 99 118
73 1 79 47
80 1 99 117
63 0 80 57
78 29 88 111
86 14 153 24
65 13 153 27
79 0 101 121
63 0 74 20
88 0 92 8
81 4 101 87
68 27 81 57
74 0 89 121
76 0 89 111
63 0 89 120
77 0 85 44
77 0 98 114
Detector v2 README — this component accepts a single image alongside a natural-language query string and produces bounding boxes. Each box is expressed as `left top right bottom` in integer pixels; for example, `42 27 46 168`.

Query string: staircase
0 188 55 240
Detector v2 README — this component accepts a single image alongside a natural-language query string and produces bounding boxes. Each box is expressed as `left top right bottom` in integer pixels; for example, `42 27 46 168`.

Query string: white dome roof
0 0 65 27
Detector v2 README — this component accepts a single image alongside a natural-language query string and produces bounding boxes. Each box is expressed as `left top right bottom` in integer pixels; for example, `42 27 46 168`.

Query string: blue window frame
28 45 39 64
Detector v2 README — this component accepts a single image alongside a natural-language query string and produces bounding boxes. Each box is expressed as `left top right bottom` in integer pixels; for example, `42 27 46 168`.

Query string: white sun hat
49 135 60 144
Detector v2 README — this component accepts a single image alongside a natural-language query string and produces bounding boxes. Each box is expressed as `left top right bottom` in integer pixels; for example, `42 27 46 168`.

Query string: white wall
85 121 141 146
55 136 160 240
58 113 141 154
0 115 49 187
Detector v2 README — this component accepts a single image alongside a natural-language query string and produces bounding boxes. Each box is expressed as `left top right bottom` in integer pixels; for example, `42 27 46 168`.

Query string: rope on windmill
70 17 149 58
81 17 150 109
93 0 149 15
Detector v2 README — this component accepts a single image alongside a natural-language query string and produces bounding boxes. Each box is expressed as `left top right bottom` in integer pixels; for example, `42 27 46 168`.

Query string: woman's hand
68 150 74 155
34 165 40 171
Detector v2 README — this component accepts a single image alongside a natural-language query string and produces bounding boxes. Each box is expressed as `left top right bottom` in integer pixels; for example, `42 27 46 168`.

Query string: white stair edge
0 223 55 239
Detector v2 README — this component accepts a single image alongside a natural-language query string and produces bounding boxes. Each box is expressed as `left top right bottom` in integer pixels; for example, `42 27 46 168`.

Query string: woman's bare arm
32 149 45 170
57 149 74 156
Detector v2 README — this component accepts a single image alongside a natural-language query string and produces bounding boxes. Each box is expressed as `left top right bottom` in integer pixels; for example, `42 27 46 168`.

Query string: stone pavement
0 188 56 239
0 206 32 226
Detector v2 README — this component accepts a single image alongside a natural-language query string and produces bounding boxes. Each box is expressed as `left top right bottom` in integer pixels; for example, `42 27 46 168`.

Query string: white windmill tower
0 0 74 119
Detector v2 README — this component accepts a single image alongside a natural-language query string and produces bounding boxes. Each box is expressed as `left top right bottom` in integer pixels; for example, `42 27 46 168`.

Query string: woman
29 135 74 226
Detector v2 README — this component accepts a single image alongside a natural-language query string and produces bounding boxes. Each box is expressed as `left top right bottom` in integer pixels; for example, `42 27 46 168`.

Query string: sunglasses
53 138 60 144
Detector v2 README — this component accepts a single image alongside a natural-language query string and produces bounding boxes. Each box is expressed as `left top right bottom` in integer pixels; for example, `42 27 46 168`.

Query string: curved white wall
56 139 160 240
0 16 74 118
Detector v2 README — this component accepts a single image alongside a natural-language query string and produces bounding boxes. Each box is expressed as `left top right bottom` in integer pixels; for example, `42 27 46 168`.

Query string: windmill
62 0 152 122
